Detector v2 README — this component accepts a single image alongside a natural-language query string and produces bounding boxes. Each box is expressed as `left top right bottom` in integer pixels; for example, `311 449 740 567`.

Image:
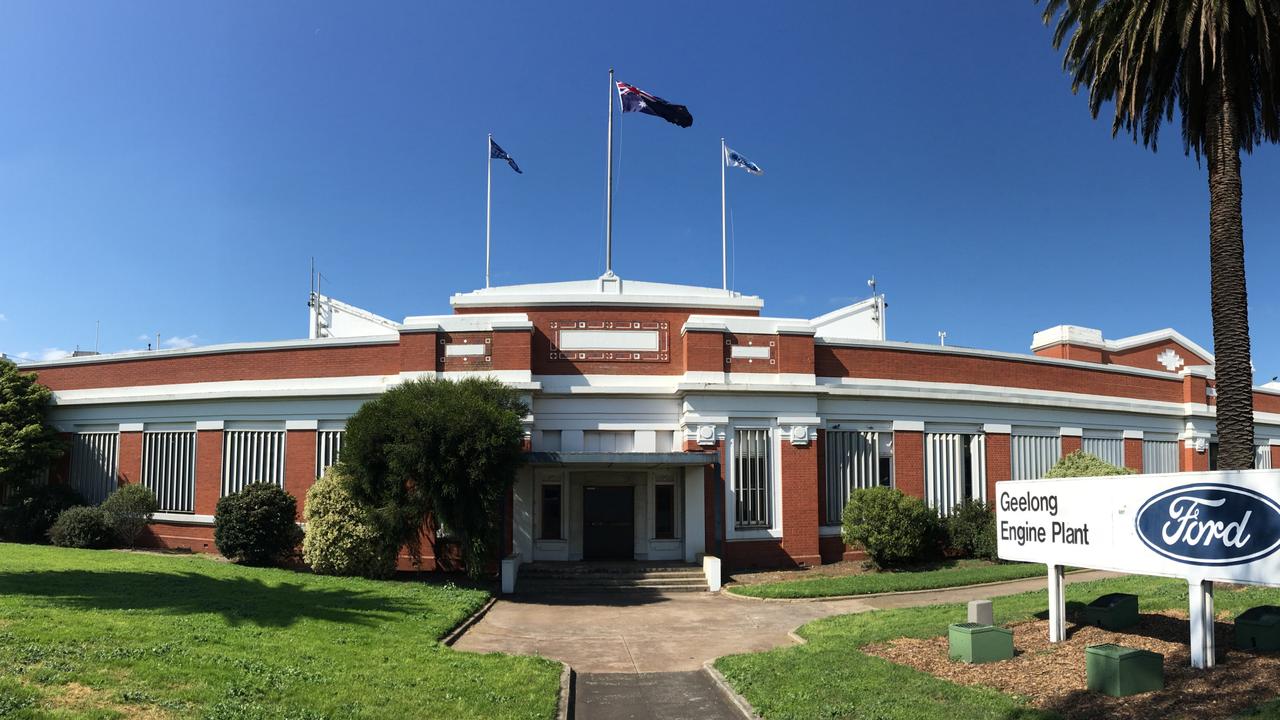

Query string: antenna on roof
95 320 100 354
868 277 886 342
938 330 947 347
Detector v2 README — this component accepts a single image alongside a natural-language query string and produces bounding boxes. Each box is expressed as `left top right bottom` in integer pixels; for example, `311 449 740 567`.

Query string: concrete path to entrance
574 672 743 720
452 570 1120 673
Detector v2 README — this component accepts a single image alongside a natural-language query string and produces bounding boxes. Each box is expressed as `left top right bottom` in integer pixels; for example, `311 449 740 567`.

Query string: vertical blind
925 433 986 514
1256 445 1273 470
221 430 285 496
142 431 196 513
1011 434 1061 480
316 430 345 477
70 432 119 505
734 428 772 530
1143 440 1180 474
1082 437 1125 468
824 430 879 525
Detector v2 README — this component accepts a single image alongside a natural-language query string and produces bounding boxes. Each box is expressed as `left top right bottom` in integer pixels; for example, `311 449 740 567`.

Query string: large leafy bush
841 486 941 567
214 483 304 566
945 499 998 560
0 483 84 543
303 467 398 579
0 360 64 496
1044 450 1134 478
101 484 158 548
48 506 115 549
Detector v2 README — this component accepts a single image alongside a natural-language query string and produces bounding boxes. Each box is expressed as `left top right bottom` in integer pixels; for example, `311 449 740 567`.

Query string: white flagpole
605 68 615 277
721 138 727 291
486 133 492 288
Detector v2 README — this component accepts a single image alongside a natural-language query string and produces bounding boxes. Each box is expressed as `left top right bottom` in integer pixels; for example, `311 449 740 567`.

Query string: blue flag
725 147 763 175
490 139 522 174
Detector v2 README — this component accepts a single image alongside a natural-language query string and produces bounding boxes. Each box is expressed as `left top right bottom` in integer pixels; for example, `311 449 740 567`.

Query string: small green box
1235 606 1280 651
1083 593 1139 630
1085 644 1163 697
948 623 1014 664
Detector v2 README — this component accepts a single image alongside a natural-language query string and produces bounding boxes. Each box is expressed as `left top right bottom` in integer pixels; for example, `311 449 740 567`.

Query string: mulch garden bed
864 611 1280 719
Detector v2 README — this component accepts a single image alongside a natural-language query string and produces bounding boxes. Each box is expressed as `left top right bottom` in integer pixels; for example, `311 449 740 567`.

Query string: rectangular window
1257 445 1273 470
925 433 986 515
316 430 345 477
733 428 773 530
142 431 195 513
654 483 676 539
69 432 119 505
221 430 285 496
1011 433 1060 480
824 430 880 525
540 484 562 540
1142 440 1179 474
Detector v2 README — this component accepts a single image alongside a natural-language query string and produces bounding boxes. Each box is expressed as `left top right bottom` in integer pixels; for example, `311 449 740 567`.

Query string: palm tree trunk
1206 72 1256 470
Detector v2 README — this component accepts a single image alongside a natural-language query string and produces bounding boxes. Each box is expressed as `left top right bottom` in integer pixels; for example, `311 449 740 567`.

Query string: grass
728 560 1050 599
0 543 561 720
715 574 1280 720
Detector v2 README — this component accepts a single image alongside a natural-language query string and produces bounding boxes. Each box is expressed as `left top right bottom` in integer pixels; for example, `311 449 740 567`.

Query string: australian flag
490 138 522 174
616 82 693 128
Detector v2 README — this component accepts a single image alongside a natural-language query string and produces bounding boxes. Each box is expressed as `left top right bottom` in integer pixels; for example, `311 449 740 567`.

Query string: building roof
449 274 765 311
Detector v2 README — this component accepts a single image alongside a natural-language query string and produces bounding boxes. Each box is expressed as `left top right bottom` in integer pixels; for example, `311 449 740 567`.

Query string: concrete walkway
452 570 1119 673
574 672 742 720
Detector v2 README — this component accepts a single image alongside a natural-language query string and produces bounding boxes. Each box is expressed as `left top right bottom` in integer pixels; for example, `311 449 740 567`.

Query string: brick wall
1273 445 1280 470
894 430 924 499
284 429 317 519
778 439 820 566
194 430 222 516
984 432 1010 501
1124 438 1144 472
1181 442 1210 472
118 431 143 486
1061 435 1082 455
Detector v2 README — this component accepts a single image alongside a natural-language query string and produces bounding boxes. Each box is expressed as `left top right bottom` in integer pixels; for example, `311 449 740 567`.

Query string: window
583 431 635 452
221 430 285 496
1143 440 1179 473
1082 436 1124 467
1257 445 1273 470
1209 442 1219 471
1011 433 1060 480
824 430 882 525
316 429 344 477
733 427 773 530
654 483 677 539
69 432 119 505
142 431 195 513
925 433 986 514
539 484 562 540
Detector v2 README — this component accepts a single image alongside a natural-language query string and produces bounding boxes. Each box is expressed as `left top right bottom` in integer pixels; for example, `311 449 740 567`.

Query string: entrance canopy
525 451 717 468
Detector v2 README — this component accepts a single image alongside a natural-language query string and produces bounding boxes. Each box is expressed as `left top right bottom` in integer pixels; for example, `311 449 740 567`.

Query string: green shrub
841 486 941 567
946 499 998 560
48 506 115 548
214 483 304 566
1044 450 1134 478
101 484 159 548
0 483 85 544
303 467 398 579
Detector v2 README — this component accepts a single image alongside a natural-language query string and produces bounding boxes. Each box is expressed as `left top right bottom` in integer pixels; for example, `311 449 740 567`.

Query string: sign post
996 470 1280 669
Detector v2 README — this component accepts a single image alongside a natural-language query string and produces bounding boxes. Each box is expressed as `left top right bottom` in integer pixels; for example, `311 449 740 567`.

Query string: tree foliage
841 486 942 567
1044 449 1135 478
0 360 64 494
0 483 84 543
101 484 159 548
340 377 528 578
302 466 398 579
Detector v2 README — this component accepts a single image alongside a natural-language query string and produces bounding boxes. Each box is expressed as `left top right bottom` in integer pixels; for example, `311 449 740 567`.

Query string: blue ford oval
1135 483 1280 566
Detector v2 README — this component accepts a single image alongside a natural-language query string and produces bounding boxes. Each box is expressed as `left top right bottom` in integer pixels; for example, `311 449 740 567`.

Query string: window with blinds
733 428 773 530
824 430 881 525
1143 440 1180 474
221 430 285 496
1011 434 1061 480
925 433 986 514
316 430 345 477
142 431 195 513
70 432 119 505
1082 436 1125 468
1256 445 1272 470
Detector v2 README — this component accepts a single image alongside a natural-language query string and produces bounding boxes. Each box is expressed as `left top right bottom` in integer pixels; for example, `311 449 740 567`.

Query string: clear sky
1 2 1277 379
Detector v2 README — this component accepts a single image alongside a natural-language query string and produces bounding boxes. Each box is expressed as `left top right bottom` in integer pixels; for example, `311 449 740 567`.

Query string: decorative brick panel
118 431 143 486
194 430 222 516
724 334 778 373
1124 438 1144 472
437 332 493 372
779 440 820 566
984 433 1010 501
285 429 317 520
894 430 924 500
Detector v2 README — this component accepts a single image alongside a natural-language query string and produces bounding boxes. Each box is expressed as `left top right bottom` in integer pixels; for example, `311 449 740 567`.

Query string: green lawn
728 560 1050 599
715 574 1280 720
0 544 561 720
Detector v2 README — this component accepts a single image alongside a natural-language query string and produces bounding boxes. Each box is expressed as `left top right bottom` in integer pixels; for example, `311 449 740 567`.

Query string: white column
1189 579 1216 668
1047 563 1066 642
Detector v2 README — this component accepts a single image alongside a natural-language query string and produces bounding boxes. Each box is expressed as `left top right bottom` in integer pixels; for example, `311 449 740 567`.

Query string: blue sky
1 2 1277 379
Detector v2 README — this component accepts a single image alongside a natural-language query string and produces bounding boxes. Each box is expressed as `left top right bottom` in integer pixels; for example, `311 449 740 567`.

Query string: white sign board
996 469 1280 585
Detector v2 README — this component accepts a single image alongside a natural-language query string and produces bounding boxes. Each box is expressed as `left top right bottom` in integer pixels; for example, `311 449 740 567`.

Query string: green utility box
1085 644 1163 697
948 623 1014 664
1083 593 1139 630
1235 606 1280 651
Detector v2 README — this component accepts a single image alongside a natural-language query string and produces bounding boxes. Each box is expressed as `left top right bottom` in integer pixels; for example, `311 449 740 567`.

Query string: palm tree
1040 0 1280 470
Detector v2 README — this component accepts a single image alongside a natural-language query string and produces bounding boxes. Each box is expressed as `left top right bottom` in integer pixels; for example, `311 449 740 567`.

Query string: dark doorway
583 486 634 560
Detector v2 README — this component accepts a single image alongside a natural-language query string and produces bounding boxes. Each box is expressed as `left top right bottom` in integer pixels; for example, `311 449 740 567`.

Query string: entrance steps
517 561 708 594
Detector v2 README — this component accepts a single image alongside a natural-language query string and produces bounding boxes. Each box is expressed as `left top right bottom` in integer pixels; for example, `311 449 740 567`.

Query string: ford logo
1135 483 1280 566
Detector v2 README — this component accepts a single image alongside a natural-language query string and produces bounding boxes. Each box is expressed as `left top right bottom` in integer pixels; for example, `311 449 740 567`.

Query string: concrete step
516 563 708 593
518 581 708 594
521 568 704 581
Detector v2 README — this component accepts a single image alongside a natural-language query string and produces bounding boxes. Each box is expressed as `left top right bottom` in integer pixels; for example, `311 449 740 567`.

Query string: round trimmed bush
48 506 115 549
101 484 159 548
1045 450 1134 478
0 483 85 544
946 499 998 560
214 483 304 566
302 466 398 579
841 486 941 567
